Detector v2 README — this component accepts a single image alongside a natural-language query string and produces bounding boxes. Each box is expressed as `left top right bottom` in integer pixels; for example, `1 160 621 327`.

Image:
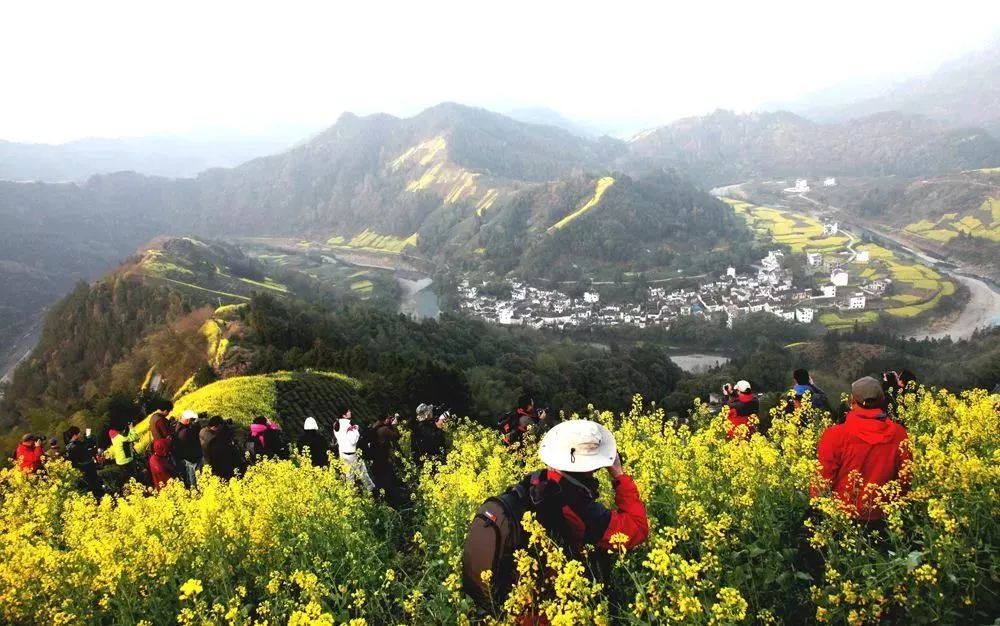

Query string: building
831 269 849 287
823 177 837 187
726 266 736 278
848 293 866 310
784 179 810 193
807 252 822 267
795 307 815 323
822 285 838 298
823 221 839 235
855 250 870 264
583 291 600 304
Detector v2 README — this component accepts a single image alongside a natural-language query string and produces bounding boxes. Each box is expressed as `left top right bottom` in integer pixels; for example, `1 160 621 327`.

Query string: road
0 317 44 386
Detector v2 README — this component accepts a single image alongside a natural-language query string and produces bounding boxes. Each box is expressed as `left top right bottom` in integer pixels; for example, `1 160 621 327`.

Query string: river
910 274 1000 340
396 275 441 320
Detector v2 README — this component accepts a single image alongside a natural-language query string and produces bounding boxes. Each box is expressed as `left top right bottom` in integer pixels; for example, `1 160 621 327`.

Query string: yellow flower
178 578 202 601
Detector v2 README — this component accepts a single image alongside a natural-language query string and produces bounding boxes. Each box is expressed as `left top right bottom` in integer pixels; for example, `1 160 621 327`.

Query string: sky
3 0 1000 143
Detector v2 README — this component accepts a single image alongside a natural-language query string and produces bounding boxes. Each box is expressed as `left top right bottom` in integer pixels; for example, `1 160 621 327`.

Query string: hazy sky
3 0 999 143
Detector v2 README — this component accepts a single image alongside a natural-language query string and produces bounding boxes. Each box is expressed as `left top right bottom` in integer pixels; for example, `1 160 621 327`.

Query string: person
333 409 375 492
148 437 176 492
412 403 447 469
148 399 175 442
501 396 549 446
15 434 45 475
723 380 759 440
246 416 285 463
108 422 143 488
813 376 912 525
173 410 203 488
200 416 244 479
537 420 649 552
462 419 648 610
786 368 827 411
369 414 404 507
64 426 104 498
882 369 918 418
298 417 334 467
46 437 62 459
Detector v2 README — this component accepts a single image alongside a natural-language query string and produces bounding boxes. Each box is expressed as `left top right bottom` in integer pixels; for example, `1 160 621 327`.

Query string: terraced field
904 197 1000 243
549 176 615 232
327 228 418 254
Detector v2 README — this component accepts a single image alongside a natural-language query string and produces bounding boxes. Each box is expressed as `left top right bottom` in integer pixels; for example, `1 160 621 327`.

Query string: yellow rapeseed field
1 387 997 624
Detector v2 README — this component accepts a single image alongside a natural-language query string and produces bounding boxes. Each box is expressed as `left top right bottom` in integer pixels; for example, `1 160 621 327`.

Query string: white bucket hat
181 409 199 422
539 420 617 473
303 417 319 431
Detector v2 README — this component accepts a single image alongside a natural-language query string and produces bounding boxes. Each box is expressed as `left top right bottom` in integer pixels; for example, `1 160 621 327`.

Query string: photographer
412 403 448 470
200 416 244 479
369 414 404 507
64 427 104 498
722 380 759 440
501 396 549 446
14 434 45 475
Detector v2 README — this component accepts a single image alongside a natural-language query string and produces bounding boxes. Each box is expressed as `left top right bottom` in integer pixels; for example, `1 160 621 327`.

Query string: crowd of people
9 369 918 615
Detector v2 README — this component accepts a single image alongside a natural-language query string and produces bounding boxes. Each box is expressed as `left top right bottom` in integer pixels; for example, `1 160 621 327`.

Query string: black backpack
462 471 557 608
497 411 521 445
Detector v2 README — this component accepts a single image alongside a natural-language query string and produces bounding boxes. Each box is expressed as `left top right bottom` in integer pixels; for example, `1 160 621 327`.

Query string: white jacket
333 418 360 454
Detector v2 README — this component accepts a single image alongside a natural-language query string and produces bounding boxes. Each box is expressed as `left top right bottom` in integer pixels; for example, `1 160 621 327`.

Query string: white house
784 179 810 193
831 269 849 287
848 293 867 310
855 250 870 264
822 285 838 298
583 291 600 304
823 177 837 187
807 252 822 267
823 221 839 235
795 307 815 323
726 266 737 279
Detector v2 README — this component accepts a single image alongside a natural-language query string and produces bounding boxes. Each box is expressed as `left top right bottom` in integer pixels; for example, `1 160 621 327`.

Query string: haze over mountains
3 36 1000 375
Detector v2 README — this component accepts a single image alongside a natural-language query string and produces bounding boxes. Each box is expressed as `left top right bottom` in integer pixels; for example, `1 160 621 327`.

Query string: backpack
497 411 521 445
244 436 265 464
462 471 549 608
357 423 379 459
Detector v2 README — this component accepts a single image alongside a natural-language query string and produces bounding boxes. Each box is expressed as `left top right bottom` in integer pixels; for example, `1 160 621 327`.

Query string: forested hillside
628 109 1000 186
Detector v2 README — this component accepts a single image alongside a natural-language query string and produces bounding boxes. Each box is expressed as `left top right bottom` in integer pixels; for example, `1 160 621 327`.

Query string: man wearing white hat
174 409 202 488
722 380 759 440
536 419 649 554
297 417 334 467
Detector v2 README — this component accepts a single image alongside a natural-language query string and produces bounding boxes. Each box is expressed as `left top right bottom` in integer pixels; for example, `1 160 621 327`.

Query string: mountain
0 135 297 182
792 38 1000 137
505 107 596 137
628 109 1000 186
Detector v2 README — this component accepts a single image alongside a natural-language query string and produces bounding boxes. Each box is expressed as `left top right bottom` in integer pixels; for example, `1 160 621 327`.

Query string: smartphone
85 428 92 437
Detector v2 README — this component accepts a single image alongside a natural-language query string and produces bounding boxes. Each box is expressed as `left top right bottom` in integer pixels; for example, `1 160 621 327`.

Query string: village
457 220 895 331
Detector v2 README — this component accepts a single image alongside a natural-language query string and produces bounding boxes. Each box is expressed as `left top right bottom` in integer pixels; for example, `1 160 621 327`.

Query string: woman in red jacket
15 434 45 474
148 437 176 492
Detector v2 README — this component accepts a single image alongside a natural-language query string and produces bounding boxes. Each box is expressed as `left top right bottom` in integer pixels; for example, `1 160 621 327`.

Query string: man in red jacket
537 419 649 554
814 376 911 521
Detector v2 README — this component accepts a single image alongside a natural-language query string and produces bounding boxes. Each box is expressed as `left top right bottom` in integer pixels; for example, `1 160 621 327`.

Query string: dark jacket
369 422 400 473
149 412 173 441
297 430 333 467
412 420 447 467
201 426 243 479
174 422 203 463
65 437 97 470
535 470 649 555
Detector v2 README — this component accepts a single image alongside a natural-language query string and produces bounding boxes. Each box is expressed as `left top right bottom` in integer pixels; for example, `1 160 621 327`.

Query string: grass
151 276 250 302
549 176 616 232
238 277 289 293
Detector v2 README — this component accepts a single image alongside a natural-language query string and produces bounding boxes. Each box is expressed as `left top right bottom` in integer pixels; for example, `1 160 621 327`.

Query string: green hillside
131 370 371 450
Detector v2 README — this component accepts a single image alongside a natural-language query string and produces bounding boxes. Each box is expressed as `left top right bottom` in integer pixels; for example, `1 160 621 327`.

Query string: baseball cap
181 409 199 422
851 376 885 408
735 380 752 393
